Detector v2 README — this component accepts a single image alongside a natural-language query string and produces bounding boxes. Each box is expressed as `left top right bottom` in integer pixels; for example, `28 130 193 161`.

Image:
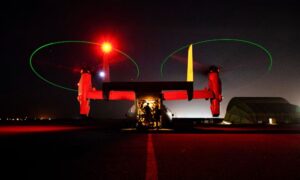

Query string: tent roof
227 97 296 114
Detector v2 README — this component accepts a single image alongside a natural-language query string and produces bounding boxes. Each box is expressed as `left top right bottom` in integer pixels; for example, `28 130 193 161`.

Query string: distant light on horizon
164 101 220 118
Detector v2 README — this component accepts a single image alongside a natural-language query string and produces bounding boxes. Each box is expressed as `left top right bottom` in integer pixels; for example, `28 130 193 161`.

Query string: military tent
224 97 300 124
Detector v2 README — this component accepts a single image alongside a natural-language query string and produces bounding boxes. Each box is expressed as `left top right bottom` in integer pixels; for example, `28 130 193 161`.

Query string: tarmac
0 122 299 180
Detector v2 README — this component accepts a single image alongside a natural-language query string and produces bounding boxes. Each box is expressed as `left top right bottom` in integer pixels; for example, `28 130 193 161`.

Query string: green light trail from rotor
29 40 140 92
160 38 273 78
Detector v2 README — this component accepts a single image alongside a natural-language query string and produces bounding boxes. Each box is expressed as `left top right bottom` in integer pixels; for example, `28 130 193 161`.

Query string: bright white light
166 111 173 120
220 121 232 125
269 118 272 124
269 118 277 125
98 71 105 78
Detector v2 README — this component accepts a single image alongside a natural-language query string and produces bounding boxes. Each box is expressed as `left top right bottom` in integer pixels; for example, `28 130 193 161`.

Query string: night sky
1 0 300 118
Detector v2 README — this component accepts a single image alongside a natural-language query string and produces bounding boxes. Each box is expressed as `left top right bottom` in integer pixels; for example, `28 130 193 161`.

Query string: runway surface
0 124 300 180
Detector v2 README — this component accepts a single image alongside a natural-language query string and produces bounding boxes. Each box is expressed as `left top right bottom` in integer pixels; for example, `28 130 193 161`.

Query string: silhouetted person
144 103 152 122
154 105 161 128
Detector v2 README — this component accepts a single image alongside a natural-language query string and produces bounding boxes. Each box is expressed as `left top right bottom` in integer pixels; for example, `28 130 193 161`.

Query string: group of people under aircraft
140 100 161 127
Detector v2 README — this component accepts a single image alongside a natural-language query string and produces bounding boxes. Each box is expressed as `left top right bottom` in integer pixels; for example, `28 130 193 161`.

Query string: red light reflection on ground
0 125 83 135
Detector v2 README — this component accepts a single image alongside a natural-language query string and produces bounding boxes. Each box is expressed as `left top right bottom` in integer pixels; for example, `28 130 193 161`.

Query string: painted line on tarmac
145 134 158 180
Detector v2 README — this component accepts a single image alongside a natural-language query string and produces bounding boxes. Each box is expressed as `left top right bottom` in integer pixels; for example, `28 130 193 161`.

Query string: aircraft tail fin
187 44 194 82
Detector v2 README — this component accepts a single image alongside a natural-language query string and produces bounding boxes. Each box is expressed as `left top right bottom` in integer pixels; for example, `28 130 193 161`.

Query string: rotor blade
171 54 213 76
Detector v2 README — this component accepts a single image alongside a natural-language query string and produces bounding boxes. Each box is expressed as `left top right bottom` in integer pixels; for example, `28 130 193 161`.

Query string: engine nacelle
208 66 222 117
77 71 92 116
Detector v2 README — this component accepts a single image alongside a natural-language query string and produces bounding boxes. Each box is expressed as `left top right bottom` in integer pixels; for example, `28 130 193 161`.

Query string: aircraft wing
87 90 135 101
162 90 214 100
102 81 194 100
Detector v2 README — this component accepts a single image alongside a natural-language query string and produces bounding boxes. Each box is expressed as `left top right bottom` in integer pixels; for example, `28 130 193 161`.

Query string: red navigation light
101 42 112 53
